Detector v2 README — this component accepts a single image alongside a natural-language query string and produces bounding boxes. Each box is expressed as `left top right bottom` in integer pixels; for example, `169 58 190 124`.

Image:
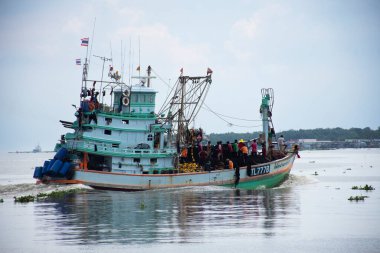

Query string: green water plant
351 184 375 191
14 188 86 203
348 195 368 201
14 195 35 203
0 198 4 203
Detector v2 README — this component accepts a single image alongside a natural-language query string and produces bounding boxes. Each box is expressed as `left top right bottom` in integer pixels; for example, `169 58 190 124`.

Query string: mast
177 76 186 146
159 70 212 148
147 65 152 87
260 88 274 152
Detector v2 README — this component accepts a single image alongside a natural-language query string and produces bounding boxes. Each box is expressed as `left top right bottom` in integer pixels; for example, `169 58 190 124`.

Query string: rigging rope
202 104 262 128
152 67 263 129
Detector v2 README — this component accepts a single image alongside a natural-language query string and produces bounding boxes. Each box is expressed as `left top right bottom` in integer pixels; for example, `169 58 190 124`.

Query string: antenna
88 17 96 75
122 41 127 83
93 55 112 104
109 42 114 70
138 36 141 78
120 40 123 83
128 37 132 86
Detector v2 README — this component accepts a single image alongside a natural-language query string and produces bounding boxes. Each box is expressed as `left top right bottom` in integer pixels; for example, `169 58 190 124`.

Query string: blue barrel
33 167 43 179
44 159 56 175
42 160 50 175
49 160 63 176
59 162 72 177
54 147 68 161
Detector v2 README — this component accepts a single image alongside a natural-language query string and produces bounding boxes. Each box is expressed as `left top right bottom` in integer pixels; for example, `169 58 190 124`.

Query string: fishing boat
33 53 298 191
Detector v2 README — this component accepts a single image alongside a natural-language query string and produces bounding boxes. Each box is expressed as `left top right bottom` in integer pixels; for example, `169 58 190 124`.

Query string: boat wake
0 183 91 199
275 174 319 189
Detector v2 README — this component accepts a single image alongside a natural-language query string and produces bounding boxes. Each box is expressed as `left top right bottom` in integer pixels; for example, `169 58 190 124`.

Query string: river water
0 149 379 253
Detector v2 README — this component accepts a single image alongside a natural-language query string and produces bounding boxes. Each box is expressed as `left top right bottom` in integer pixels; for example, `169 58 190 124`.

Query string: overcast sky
0 0 379 151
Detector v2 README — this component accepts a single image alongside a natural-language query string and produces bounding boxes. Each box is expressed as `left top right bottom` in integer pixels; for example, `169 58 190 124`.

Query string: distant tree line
208 127 380 143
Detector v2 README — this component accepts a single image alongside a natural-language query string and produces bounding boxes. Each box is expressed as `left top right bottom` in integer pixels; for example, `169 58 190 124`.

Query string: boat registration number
251 165 270 176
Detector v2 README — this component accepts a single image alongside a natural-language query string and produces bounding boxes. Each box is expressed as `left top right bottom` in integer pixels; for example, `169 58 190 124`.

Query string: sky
0 0 379 151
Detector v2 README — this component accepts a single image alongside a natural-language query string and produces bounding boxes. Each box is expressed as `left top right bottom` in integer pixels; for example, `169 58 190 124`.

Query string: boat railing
67 139 176 156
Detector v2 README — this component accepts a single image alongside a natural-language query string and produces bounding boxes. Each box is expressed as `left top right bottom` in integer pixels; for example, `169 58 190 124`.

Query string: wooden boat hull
42 154 296 191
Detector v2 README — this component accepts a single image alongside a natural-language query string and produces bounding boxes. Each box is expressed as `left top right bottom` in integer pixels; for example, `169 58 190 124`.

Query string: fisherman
217 141 223 162
232 139 239 158
180 147 188 163
75 108 83 127
238 139 245 150
225 159 234 169
206 141 212 158
278 135 286 152
226 141 233 159
240 143 249 165
199 148 208 168
229 159 234 169
234 166 240 188
251 139 258 157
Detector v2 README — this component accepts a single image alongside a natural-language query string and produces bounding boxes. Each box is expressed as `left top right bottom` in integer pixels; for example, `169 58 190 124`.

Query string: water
1 149 380 252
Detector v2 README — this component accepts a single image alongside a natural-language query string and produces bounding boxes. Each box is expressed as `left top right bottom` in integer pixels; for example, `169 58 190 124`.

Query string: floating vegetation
14 188 86 203
351 184 375 191
313 171 318 176
0 198 4 203
14 195 35 203
348 195 368 201
140 201 145 209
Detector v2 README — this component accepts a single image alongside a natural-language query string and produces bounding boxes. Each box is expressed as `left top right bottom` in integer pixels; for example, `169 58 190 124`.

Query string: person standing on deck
180 147 188 163
278 135 286 152
232 140 239 158
217 141 223 162
227 141 233 159
251 139 258 157
199 149 208 168
206 141 212 158
234 166 240 188
238 139 245 150
240 143 249 165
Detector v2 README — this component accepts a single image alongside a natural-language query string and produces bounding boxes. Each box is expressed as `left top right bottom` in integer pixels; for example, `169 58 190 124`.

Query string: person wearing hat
238 139 245 150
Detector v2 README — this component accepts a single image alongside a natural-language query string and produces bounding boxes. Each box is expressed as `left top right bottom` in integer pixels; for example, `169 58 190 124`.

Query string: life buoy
122 97 130 106
123 89 130 97
88 102 95 111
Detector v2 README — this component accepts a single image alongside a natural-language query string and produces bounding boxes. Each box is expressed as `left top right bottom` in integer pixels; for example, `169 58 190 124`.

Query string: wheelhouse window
150 158 157 164
132 94 138 103
105 118 112 125
112 143 119 148
133 158 141 163
104 129 112 135
147 134 153 141
122 120 129 124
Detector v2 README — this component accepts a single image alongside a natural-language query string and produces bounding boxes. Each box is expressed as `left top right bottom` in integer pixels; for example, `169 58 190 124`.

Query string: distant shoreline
8 151 55 154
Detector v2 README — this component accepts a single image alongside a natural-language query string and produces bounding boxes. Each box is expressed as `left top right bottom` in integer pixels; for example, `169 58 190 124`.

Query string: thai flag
76 59 81 65
81 37 89 46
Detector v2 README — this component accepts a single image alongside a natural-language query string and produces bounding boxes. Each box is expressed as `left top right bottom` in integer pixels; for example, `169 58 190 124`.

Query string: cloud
224 4 291 61
116 23 210 72
62 17 86 34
